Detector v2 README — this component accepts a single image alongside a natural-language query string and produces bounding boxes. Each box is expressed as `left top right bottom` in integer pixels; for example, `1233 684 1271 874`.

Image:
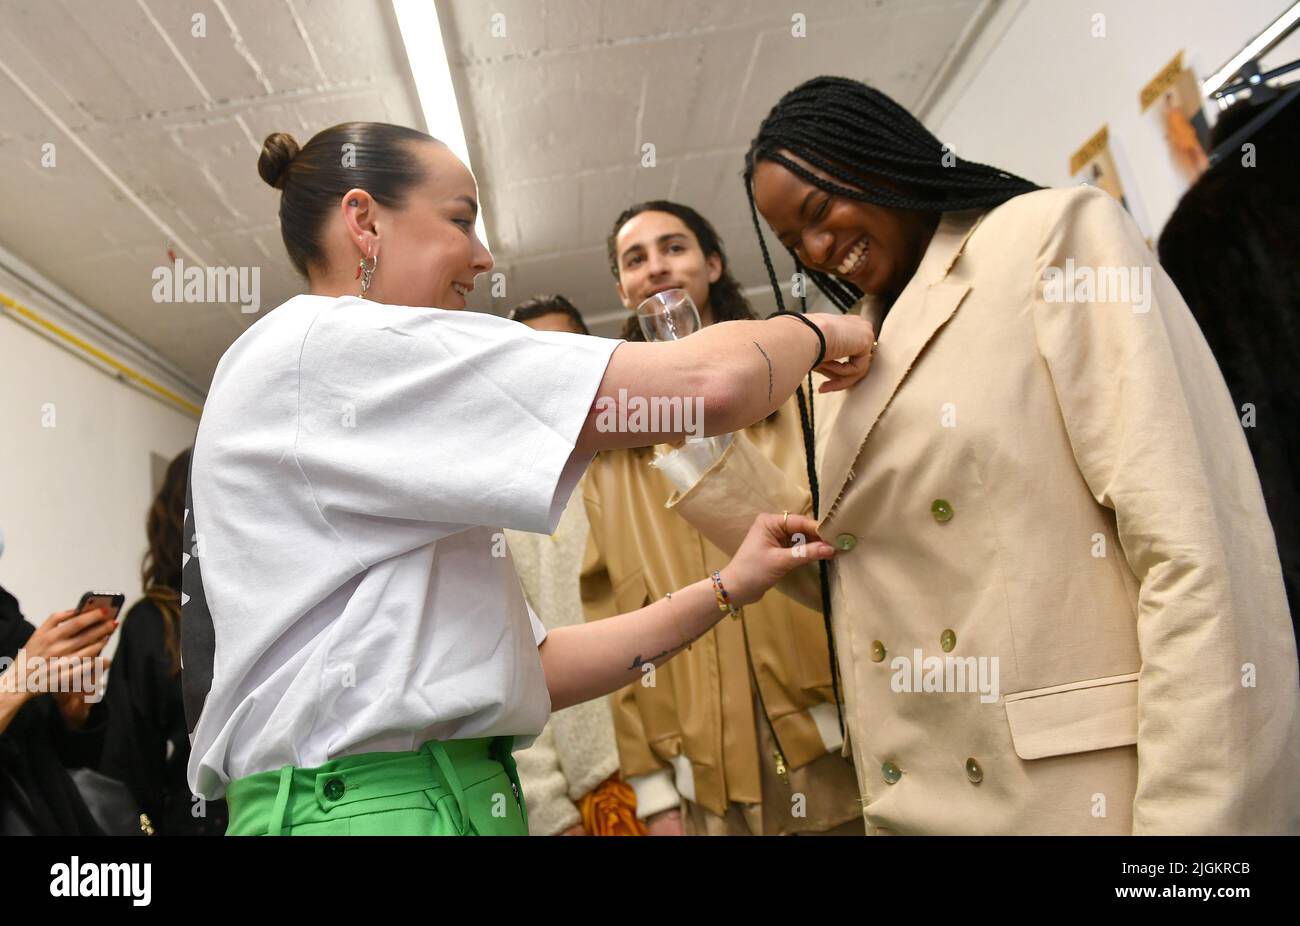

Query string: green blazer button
881 761 902 785
965 758 984 784
940 629 957 652
931 499 954 522
871 640 887 662
835 533 858 551
323 777 346 801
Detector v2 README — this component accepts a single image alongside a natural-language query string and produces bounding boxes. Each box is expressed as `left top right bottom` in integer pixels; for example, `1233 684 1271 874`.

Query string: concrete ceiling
0 0 987 394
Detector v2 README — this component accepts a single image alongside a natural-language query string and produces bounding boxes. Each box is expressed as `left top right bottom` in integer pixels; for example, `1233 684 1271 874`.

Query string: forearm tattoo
627 649 673 672
753 341 774 402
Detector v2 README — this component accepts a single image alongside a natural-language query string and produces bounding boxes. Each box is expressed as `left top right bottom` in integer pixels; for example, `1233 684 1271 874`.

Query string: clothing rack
1203 1 1300 168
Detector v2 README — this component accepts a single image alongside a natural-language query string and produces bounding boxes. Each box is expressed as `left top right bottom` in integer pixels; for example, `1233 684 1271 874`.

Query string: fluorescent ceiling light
392 0 490 249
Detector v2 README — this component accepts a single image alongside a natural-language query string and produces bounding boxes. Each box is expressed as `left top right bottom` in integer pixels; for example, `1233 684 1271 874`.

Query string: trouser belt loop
269 765 295 836
426 741 472 835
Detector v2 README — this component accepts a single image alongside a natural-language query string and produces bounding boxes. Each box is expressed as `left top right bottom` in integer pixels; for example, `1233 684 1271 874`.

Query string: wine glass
637 288 701 342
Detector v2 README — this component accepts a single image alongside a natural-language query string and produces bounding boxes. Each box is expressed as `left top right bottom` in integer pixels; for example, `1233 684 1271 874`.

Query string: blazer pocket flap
1003 673 1139 760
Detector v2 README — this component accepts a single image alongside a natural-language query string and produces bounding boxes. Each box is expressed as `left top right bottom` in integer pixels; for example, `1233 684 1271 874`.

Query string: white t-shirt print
184 294 618 799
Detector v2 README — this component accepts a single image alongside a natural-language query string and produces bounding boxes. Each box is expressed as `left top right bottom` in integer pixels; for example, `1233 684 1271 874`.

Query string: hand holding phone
23 593 123 664
73 591 125 623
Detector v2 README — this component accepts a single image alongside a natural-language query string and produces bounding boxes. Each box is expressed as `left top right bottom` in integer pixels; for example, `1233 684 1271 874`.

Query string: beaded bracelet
766 310 826 370
711 570 743 620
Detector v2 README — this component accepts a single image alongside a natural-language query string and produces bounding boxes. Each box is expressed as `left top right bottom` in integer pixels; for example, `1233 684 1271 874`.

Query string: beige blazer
669 185 1300 834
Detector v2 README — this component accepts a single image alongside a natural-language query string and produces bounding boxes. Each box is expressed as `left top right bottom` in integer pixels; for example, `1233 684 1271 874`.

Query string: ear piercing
358 250 378 298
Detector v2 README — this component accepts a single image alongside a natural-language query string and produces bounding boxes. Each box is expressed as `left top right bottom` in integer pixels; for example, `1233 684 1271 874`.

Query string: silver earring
359 250 378 298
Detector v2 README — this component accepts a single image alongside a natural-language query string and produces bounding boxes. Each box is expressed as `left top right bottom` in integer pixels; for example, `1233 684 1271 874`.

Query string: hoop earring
358 251 378 299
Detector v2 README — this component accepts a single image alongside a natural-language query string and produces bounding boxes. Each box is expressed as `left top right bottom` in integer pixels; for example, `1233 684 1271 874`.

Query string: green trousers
225 736 528 835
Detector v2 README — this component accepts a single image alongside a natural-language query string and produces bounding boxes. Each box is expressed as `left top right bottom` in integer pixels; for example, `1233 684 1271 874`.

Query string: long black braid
743 76 1040 735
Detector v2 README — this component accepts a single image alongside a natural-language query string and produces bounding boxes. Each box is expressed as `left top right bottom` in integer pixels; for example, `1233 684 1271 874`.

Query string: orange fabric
578 775 647 836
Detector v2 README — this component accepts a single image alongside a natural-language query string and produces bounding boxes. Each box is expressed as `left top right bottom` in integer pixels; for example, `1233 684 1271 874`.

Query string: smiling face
334 141 493 310
612 210 722 323
383 143 494 308
751 151 938 302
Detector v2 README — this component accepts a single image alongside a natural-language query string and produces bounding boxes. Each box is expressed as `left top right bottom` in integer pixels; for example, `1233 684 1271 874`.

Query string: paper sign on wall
1140 50 1212 186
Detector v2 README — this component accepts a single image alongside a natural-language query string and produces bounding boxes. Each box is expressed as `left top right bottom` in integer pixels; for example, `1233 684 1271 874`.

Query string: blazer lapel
817 209 985 525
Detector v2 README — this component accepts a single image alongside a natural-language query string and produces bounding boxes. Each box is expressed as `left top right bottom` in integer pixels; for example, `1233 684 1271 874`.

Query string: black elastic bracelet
766 310 826 370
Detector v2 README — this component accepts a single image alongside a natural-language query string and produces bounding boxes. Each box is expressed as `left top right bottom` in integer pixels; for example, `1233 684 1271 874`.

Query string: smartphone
74 591 125 622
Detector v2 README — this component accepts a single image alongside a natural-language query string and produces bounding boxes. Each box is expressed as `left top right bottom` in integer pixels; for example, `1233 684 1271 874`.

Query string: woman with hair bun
183 122 877 835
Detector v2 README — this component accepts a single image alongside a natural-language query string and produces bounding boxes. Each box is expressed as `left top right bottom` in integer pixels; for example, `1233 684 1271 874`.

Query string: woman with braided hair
668 76 1300 834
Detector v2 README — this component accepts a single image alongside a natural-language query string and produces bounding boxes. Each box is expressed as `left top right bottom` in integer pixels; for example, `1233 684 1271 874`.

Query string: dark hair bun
258 132 301 190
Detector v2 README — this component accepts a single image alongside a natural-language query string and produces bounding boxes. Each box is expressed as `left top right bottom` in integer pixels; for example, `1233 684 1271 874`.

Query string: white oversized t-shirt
185 294 619 799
